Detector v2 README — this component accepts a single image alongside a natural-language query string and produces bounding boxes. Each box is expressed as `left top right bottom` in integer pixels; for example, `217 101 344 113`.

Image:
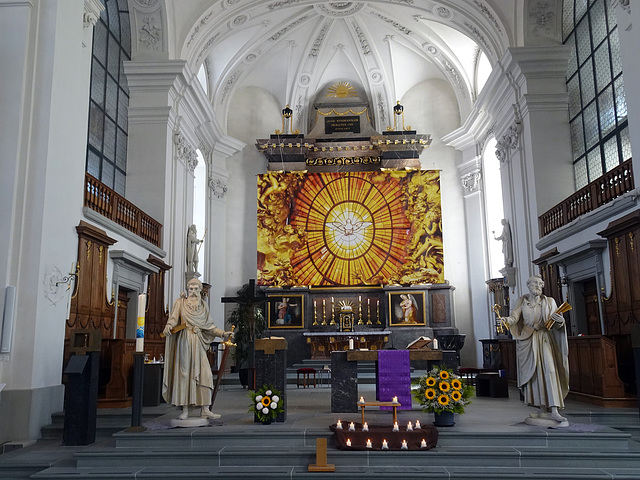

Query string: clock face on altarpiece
256 170 443 287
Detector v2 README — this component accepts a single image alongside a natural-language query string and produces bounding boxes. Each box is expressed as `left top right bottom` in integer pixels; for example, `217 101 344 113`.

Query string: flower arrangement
249 384 284 423
412 366 474 415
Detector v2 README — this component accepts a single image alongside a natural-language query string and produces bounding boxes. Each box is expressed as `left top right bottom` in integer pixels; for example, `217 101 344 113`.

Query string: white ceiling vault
159 1 519 133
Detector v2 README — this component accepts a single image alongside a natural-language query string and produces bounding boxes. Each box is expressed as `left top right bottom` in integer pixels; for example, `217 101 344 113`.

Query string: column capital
84 0 104 29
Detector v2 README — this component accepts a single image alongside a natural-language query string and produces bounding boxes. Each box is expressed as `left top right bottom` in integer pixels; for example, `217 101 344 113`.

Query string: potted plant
412 365 474 426
249 384 284 424
227 283 267 388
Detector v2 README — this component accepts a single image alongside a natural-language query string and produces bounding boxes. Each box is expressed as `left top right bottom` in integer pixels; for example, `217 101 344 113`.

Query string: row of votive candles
336 420 421 431
359 396 399 403
345 438 429 449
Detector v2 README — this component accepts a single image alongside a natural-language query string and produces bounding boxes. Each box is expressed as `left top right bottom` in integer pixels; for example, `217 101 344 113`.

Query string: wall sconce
275 104 300 135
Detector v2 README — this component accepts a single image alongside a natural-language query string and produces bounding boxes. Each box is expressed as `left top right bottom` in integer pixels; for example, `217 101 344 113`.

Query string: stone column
254 338 288 422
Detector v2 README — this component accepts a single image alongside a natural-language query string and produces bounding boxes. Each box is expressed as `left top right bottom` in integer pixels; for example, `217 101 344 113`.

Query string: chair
297 367 317 388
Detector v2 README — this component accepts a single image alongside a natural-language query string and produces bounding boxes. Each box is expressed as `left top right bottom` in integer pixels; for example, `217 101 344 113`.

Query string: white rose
272 395 279 402
262 407 269 414
256 395 263 401
271 402 277 409
265 390 272 396
256 403 262 410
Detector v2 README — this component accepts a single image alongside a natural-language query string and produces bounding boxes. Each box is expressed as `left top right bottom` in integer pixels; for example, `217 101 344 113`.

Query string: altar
303 331 391 359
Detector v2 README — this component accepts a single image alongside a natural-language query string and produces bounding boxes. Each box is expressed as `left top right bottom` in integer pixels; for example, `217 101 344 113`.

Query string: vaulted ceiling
165 1 514 132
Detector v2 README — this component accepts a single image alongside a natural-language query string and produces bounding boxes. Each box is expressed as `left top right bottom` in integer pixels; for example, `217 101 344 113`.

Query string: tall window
86 0 131 196
563 0 631 190
193 150 207 277
483 138 505 278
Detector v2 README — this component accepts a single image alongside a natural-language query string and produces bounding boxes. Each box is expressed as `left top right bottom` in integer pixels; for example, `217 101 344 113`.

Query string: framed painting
268 295 305 329
388 292 426 326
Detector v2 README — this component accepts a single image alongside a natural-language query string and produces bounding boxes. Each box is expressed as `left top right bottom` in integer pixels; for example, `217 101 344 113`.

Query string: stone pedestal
331 351 358 413
254 338 288 422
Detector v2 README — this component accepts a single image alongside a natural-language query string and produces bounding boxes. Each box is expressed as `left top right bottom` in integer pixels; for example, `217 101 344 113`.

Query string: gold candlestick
322 299 327 326
366 298 372 325
376 300 381 324
330 297 336 325
358 296 363 325
313 300 318 326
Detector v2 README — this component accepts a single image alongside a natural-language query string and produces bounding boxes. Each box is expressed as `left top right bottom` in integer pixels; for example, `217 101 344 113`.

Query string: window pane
90 59 105 107
598 86 615 137
567 34 578 78
120 13 131 54
107 35 120 80
88 102 104 150
583 102 599 149
114 169 126 196
614 76 627 122
571 116 585 160
93 21 107 67
574 157 588 189
117 91 128 130
603 136 619 171
568 74 581 119
116 129 127 170
102 160 114 189
563 0 575 39
621 126 632 161
605 0 616 32
87 149 101 178
587 147 603 180
576 0 589 24
107 0 120 36
610 28 622 76
105 75 118 120
580 60 595 106
103 117 116 161
576 17 592 66
590 0 607 47
594 41 611 92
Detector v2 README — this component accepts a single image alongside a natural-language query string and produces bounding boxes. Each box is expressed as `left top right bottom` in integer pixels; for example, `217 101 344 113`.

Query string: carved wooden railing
539 159 634 237
85 173 162 248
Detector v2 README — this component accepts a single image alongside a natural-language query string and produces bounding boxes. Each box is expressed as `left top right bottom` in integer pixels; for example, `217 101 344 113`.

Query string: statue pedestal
254 338 288 422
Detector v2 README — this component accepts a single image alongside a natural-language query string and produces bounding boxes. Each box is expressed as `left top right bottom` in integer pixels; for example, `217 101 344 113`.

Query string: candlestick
366 298 371 325
346 438 351 447
366 439 372 448
336 420 342 429
349 422 355 431
136 293 146 352
401 439 408 450
381 439 389 449
407 421 413 432
420 439 427 448
415 420 421 429
313 300 318 326
392 422 399 432
376 299 381 324
322 299 327 326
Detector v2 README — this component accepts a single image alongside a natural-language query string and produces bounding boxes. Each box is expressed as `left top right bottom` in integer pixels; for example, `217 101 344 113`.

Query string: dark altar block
331 423 438 451
254 338 287 422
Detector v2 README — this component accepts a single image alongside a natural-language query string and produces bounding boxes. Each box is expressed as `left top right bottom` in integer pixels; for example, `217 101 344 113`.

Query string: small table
359 401 401 424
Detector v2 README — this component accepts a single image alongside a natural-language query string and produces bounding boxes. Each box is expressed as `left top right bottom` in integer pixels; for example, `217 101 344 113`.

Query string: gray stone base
170 417 210 428
525 416 569 428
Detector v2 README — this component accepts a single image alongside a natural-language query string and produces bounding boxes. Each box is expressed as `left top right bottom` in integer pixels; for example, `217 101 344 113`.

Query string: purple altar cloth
377 350 412 410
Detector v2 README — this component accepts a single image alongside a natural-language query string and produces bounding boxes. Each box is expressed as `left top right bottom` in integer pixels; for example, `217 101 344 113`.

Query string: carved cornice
174 132 198 172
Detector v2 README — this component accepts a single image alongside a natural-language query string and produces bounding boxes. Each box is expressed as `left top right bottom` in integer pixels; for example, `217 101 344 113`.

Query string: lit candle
415 420 421 429
346 438 351 447
314 300 317 307
323 299 326 306
136 293 146 352
393 422 399 432
421 439 427 448
359 396 365 404
349 422 355 431
432 338 439 349
367 298 370 306
366 439 372 448
392 396 398 403
363 422 369 432
359 296 362 302
381 439 389 449
401 440 408 450
349 338 354 350
407 421 413 431
336 420 342 429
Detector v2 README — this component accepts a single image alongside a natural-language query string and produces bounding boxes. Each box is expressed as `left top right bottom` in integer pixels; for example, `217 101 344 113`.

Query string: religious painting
257 171 443 287
388 292 426 326
267 295 305 329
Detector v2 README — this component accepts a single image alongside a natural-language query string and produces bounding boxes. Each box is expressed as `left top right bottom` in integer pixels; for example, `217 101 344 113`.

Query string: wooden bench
358 400 401 424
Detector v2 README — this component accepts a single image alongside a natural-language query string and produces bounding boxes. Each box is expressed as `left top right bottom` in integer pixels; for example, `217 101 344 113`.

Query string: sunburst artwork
326 81 358 98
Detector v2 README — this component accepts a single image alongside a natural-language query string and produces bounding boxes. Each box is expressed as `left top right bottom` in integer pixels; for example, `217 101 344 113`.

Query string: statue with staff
186 224 206 277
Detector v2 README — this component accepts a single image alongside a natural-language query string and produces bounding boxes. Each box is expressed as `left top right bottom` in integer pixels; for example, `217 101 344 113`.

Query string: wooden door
116 289 130 339
582 279 601 335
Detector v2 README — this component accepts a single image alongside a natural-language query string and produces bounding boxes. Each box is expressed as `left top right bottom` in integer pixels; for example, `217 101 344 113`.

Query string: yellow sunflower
451 390 462 401
439 370 450 380
426 377 436 387
261 396 272 407
451 379 462 390
439 381 450 392
437 394 450 406
425 388 436 400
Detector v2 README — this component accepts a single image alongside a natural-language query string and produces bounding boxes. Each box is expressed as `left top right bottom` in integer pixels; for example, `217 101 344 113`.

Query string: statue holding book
500 275 571 427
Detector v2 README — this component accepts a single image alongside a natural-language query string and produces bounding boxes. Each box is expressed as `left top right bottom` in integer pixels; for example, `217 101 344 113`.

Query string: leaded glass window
564 0 631 189
86 0 130 195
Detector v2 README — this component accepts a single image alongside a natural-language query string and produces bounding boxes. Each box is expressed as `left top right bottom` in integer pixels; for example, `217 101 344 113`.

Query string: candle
349 422 355 431
362 422 369 432
393 422 399 432
432 338 439 349
421 439 427 448
366 439 372 448
359 396 365 404
407 421 413 431
314 300 317 307
392 396 398 403
367 298 370 306
401 440 408 450
415 420 421 429
359 296 362 302
323 299 326 306
136 293 146 352
346 438 351 447
349 338 354 350
381 439 389 449
336 420 342 429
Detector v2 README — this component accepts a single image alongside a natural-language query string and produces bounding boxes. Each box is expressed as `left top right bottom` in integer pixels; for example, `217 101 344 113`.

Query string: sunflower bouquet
412 366 474 414
249 384 284 423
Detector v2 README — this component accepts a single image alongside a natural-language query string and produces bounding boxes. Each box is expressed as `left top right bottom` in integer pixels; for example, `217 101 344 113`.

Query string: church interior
2 0 640 476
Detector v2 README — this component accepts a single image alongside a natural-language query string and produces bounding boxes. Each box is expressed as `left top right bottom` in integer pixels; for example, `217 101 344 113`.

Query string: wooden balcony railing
539 159 634 237
85 173 162 248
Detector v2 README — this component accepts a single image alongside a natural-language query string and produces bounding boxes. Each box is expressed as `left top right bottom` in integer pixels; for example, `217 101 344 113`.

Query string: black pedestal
254 338 287 422
62 352 99 446
476 372 509 398
143 362 164 407
331 351 358 413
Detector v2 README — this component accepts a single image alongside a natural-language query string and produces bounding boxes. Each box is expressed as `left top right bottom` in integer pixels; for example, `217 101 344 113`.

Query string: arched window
563 0 631 189
193 150 207 277
86 0 131 196
483 138 505 278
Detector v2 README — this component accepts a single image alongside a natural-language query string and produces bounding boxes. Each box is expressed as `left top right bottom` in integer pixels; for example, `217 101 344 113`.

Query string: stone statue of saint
162 278 234 420
493 218 514 268
503 275 569 427
186 224 201 275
